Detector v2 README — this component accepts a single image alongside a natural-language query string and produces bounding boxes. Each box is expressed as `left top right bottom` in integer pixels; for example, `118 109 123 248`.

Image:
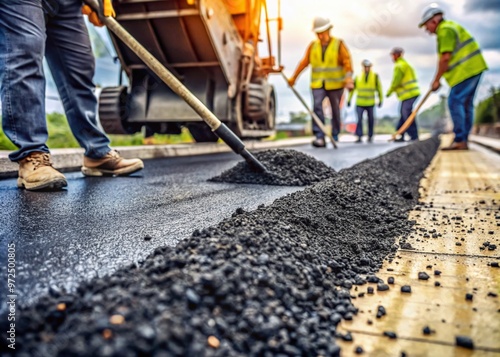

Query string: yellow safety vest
309 39 346 90
393 58 420 101
437 20 488 87
354 72 379 106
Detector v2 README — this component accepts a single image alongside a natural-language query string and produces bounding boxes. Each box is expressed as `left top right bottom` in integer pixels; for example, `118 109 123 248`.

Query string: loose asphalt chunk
456 335 474 349
209 149 336 186
1 138 439 356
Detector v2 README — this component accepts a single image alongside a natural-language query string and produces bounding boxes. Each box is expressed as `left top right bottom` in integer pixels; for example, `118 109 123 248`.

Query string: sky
263 0 500 123
44 0 500 124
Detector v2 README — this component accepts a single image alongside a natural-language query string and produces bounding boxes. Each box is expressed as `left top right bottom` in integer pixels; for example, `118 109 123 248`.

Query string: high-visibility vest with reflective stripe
354 72 379 106
437 20 488 87
393 58 420 101
309 39 346 90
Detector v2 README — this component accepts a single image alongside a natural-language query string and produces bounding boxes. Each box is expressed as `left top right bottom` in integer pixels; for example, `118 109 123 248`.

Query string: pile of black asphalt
210 149 337 186
4 138 439 357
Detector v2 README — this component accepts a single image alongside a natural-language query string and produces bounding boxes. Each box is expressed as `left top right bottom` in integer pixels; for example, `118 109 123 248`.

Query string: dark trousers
396 96 419 140
448 74 482 143
0 0 111 161
312 88 344 138
355 105 374 138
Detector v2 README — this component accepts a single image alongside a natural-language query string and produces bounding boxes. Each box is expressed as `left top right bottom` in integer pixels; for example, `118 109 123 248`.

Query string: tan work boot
81 150 144 176
17 152 67 190
441 141 468 151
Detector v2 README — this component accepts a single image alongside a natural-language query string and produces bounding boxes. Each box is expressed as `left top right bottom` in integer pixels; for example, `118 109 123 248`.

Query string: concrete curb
0 137 314 179
469 135 500 154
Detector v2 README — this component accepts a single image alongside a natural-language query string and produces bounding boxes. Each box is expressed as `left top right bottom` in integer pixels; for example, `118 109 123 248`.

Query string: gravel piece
377 283 390 291
367 287 374 294
355 346 364 354
456 335 474 349
490 262 499 268
422 326 433 335
487 292 498 298
387 277 395 285
383 331 397 339
401 285 412 293
4 138 439 356
400 242 414 250
342 332 353 342
465 293 473 301
434 270 441 276
376 306 386 318
209 149 336 186
435 281 441 287
418 272 430 280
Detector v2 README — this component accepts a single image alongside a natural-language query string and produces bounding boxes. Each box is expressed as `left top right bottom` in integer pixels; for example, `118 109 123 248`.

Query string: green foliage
0 113 196 150
46 112 80 148
475 89 499 125
289 111 309 124
0 113 81 150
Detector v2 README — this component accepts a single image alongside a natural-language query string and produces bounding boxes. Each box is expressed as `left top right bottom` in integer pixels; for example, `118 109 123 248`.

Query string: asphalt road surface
0 140 402 308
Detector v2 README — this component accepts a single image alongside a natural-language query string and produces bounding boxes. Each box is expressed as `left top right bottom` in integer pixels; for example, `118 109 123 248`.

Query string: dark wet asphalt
0 141 401 307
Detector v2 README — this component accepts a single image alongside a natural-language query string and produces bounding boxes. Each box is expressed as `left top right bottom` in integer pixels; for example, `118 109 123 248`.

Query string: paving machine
99 0 282 142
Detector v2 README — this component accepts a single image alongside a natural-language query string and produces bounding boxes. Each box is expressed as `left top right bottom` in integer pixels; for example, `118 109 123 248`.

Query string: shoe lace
26 153 53 170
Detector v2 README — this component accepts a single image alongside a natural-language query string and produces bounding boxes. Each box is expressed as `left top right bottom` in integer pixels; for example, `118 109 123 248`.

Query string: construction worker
386 47 421 142
0 1 143 191
288 17 353 148
347 60 383 143
419 3 488 150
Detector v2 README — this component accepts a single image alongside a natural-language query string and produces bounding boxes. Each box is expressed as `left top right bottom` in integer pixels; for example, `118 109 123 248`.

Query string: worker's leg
326 89 344 139
312 88 326 139
44 0 111 159
401 96 418 140
355 106 365 138
449 74 482 143
366 106 375 139
0 1 50 162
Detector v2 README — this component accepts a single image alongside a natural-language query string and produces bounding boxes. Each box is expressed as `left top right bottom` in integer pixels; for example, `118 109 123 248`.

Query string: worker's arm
431 27 456 91
339 41 354 90
347 79 356 106
376 74 383 107
431 53 451 91
288 43 312 87
82 0 116 27
386 66 404 97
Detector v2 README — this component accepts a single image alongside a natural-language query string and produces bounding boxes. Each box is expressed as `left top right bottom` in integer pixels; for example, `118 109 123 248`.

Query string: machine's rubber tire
266 86 276 131
187 123 219 143
98 86 139 134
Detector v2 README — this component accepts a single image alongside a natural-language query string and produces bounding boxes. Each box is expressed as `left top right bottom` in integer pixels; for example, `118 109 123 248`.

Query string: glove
347 101 351 107
82 0 116 27
378 102 383 108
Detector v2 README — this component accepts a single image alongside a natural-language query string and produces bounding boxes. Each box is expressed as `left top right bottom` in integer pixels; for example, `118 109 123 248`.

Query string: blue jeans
312 87 344 139
0 0 111 162
355 105 374 138
396 96 419 141
448 73 482 143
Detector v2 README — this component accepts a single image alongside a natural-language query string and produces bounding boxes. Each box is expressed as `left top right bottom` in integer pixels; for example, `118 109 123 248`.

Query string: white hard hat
390 47 404 55
312 17 333 33
362 59 372 67
419 3 444 27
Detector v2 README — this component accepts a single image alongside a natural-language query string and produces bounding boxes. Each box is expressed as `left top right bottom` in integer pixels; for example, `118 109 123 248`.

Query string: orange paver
338 141 500 356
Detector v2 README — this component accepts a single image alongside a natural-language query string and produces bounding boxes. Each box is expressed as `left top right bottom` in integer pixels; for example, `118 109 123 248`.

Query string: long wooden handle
280 72 337 149
83 0 269 173
391 88 433 141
